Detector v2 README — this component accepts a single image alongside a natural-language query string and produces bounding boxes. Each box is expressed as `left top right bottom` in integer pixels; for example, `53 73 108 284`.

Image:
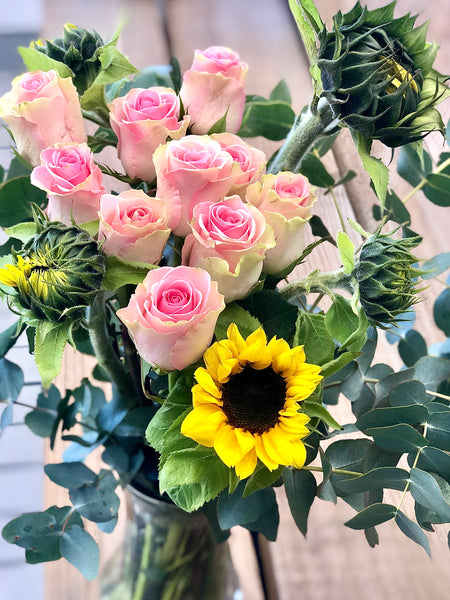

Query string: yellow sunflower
181 323 322 479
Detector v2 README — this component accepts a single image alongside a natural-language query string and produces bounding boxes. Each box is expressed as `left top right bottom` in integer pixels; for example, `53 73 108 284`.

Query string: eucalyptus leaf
345 503 396 530
395 510 431 555
409 468 450 522
0 358 25 429
60 525 99 580
44 462 97 489
433 289 450 336
336 467 409 494
426 412 450 451
283 468 317 536
398 330 428 367
366 424 428 453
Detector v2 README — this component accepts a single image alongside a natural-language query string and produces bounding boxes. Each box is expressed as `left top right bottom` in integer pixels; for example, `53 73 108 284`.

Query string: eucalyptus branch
0 399 99 432
402 157 450 204
269 97 337 174
396 424 428 514
279 268 355 302
302 465 362 478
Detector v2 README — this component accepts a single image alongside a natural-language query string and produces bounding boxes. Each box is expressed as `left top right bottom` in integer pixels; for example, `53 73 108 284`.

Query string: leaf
397 144 433 188
395 510 431 555
398 330 428 367
243 465 284 498
70 483 120 523
426 412 450 451
302 401 341 430
336 467 409 494
44 462 97 489
238 100 295 140
34 320 71 388
102 256 157 290
215 303 261 341
414 446 450 483
239 290 298 341
294 312 335 366
355 133 388 206
0 321 25 358
283 468 317 536
308 215 336 245
336 232 355 274
25 385 61 438
288 0 323 94
2 512 56 549
18 46 73 77
366 424 428 453
409 468 450 522
356 405 428 432
421 252 450 280
159 446 229 512
389 380 428 407
320 351 357 379
413 356 450 391
325 295 366 351
60 525 99 580
433 289 450 336
4 222 37 243
0 358 25 429
345 503 396 529
0 176 47 227
269 79 291 104
299 153 335 187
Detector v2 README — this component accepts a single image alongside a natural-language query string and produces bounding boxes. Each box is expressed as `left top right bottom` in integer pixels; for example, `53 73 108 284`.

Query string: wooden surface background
37 1 450 599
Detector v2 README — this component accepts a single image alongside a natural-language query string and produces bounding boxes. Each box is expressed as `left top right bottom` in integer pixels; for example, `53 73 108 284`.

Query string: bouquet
0 1 449 597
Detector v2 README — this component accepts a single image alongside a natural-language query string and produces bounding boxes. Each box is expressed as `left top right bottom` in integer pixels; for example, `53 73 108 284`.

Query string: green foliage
238 88 295 140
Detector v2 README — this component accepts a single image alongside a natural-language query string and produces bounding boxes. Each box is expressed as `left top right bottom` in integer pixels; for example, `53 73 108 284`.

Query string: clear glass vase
100 486 242 600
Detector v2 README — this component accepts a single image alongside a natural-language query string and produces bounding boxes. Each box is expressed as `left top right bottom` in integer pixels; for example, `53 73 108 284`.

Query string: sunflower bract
317 1 449 147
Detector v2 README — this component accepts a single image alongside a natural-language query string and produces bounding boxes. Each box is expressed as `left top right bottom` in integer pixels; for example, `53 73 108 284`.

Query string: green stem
402 157 450 204
88 293 134 400
131 523 153 600
302 465 362 478
269 97 337 174
309 293 325 313
396 424 428 513
279 268 354 302
0 399 99 432
81 109 110 128
329 186 347 233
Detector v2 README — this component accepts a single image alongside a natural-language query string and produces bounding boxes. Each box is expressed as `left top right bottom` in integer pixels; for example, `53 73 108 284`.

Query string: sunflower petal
181 405 226 447
235 449 258 479
214 425 248 467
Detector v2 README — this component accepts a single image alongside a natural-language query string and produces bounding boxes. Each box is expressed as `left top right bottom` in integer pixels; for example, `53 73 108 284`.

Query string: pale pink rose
153 135 236 236
98 190 170 264
116 266 225 372
180 46 248 134
109 86 189 182
31 143 105 225
210 133 266 199
0 70 86 166
246 172 316 274
182 196 275 302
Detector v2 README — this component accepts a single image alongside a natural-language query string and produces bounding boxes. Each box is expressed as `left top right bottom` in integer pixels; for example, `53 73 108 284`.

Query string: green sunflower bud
35 23 105 94
317 1 449 147
355 230 423 327
0 222 105 322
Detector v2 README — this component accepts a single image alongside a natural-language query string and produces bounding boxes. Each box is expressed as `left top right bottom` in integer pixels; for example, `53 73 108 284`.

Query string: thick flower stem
88 293 135 400
279 268 355 302
269 97 336 174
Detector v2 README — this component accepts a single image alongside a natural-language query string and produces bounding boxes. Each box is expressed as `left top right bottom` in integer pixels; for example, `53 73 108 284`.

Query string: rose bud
180 46 248 134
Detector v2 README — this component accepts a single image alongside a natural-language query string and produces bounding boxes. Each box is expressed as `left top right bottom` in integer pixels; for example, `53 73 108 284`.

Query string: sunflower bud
317 1 449 147
355 231 422 327
0 222 105 322
34 23 105 94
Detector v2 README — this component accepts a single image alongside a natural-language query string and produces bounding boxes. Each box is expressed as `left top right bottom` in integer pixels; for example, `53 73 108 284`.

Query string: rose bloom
182 196 275 302
210 133 266 199
0 70 86 167
180 46 248 134
31 143 105 225
98 190 170 264
116 266 225 372
153 135 236 236
245 172 316 274
109 86 189 182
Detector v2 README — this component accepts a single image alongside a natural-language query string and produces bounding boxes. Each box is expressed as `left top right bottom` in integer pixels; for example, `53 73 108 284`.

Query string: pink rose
180 46 248 134
31 143 105 225
116 266 225 372
109 86 189 182
98 190 170 264
182 196 275 302
210 133 266 199
153 135 236 236
246 172 316 274
0 70 86 166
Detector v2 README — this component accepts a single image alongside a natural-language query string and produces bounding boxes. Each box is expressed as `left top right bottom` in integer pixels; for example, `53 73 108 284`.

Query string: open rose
109 86 189 182
180 46 248 134
116 266 225 372
31 142 105 225
0 70 86 167
98 190 170 264
153 135 236 236
211 133 266 199
182 196 275 302
246 172 316 274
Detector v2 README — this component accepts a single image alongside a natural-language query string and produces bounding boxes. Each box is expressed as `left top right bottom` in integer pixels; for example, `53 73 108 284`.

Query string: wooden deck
1 0 449 598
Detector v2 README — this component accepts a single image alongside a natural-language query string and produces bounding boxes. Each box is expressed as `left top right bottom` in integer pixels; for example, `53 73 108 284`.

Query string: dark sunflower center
221 365 287 434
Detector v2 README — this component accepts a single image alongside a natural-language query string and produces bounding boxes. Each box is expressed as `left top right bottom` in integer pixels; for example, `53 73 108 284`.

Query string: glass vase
100 486 242 600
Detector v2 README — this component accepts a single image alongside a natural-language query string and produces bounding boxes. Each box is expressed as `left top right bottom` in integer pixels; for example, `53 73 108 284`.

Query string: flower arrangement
0 0 449 596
